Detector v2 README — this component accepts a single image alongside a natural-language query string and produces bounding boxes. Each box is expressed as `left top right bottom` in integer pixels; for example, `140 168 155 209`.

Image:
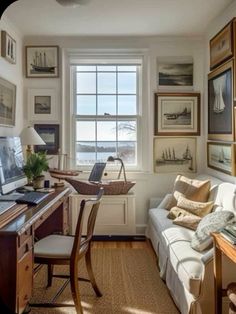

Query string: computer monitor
0 137 27 194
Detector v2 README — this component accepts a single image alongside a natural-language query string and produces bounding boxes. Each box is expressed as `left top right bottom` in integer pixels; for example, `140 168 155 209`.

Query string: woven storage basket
65 178 135 195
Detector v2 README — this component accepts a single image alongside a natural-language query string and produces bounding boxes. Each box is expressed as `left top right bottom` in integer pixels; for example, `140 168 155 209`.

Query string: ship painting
164 107 191 122
213 75 226 114
0 93 12 120
156 145 193 170
30 51 56 73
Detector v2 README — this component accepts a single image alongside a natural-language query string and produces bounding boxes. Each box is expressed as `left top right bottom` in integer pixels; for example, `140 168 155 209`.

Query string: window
72 63 140 167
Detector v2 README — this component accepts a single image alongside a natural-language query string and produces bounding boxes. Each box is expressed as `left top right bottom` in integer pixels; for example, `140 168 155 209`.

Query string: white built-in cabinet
69 193 136 235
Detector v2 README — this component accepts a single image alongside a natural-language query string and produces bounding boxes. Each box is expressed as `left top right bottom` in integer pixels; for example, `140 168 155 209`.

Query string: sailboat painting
208 60 233 141
207 142 235 175
0 77 16 127
26 46 59 78
154 137 196 173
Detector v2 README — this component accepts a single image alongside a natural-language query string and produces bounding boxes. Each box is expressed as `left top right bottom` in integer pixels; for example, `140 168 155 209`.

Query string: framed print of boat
154 92 200 136
27 88 58 121
0 77 16 127
153 137 196 173
25 46 59 78
210 20 233 70
208 60 234 141
207 142 235 175
157 56 193 91
34 124 59 154
1 30 16 64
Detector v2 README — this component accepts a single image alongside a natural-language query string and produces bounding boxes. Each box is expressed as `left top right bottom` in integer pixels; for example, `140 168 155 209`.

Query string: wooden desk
212 232 236 314
0 187 70 314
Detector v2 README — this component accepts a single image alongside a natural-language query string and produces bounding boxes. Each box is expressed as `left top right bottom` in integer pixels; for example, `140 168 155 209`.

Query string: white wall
0 15 24 136
23 35 205 234
204 1 236 184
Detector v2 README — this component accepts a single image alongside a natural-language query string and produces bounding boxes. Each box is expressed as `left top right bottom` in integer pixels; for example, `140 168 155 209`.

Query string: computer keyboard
16 192 49 205
0 202 16 215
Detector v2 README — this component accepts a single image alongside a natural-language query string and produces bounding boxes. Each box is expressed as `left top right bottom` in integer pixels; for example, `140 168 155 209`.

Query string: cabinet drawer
17 250 33 313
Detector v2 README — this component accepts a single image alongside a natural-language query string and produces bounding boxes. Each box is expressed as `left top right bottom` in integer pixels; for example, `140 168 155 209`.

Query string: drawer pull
24 244 29 253
25 265 29 271
24 294 29 301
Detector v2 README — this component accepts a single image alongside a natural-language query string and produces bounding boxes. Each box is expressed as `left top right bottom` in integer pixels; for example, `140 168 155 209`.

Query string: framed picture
208 60 234 141
157 57 193 90
0 77 16 127
153 137 196 173
1 31 16 64
34 124 59 155
154 92 200 136
207 141 235 175
25 46 59 78
210 21 233 70
28 89 58 121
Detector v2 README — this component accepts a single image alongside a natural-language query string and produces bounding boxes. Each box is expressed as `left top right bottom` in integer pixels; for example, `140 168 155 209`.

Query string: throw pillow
165 175 211 210
177 196 214 217
167 206 192 220
191 211 235 252
173 215 201 230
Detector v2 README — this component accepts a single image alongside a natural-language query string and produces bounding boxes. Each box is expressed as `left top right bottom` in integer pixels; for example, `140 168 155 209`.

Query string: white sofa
146 175 236 314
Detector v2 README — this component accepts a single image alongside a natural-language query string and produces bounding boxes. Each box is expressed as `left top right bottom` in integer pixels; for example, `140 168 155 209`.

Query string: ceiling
4 0 233 37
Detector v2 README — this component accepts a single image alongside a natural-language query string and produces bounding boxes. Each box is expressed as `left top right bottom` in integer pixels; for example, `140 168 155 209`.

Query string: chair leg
47 264 54 288
70 262 84 314
85 246 102 297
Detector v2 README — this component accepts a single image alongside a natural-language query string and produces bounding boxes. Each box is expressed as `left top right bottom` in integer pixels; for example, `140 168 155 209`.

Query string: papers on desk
220 225 236 245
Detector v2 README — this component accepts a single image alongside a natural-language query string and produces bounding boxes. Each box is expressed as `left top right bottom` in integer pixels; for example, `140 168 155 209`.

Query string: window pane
118 141 136 164
97 66 116 72
77 72 96 93
97 121 116 141
97 141 116 162
118 72 136 94
97 73 116 94
118 121 136 141
118 95 136 115
98 95 116 115
118 65 137 72
76 142 96 165
76 121 95 141
77 95 96 115
76 65 96 72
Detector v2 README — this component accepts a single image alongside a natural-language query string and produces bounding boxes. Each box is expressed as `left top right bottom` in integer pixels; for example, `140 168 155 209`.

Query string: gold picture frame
207 141 235 176
208 60 234 141
210 20 233 70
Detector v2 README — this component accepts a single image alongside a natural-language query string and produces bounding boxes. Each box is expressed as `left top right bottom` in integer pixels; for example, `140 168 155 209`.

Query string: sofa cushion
167 206 193 219
162 226 205 297
166 175 211 210
215 183 236 212
173 214 201 230
191 211 235 252
177 196 214 217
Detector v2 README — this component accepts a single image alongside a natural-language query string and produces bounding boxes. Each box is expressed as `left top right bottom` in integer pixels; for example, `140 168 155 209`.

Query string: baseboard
92 235 146 241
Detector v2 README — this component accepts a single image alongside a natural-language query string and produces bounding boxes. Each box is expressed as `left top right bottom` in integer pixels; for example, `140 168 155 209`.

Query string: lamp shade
20 126 46 146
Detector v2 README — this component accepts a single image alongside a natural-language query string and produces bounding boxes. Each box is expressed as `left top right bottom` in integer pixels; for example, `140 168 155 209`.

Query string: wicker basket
65 178 135 195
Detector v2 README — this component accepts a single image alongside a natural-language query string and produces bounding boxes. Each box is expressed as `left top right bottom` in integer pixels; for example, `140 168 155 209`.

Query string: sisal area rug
30 248 179 314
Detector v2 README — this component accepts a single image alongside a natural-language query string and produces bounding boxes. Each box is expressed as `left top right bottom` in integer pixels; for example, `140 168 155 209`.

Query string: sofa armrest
156 193 172 209
201 248 214 265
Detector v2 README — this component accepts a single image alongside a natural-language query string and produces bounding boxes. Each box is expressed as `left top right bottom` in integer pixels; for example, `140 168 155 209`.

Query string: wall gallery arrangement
207 17 236 175
154 56 199 173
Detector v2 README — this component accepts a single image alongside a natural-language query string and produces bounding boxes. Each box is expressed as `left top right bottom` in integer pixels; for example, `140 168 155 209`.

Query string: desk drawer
17 250 33 313
18 237 33 261
18 227 32 247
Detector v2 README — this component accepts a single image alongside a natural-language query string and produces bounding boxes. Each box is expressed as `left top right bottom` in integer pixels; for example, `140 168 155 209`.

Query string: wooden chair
30 188 104 314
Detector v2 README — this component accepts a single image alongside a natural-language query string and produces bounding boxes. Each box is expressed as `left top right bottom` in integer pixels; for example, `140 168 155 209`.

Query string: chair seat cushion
34 235 74 259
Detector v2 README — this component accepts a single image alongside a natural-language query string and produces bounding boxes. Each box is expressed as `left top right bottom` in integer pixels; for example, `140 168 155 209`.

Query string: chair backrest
71 188 104 261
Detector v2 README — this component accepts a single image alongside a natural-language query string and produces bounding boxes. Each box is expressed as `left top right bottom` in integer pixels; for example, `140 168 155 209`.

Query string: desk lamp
20 126 46 158
107 156 127 183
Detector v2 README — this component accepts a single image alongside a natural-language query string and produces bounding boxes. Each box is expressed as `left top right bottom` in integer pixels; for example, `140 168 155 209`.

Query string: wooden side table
212 232 236 314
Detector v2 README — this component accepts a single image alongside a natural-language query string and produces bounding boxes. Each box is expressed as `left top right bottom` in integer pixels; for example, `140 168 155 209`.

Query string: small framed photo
208 60 234 141
0 77 16 127
25 46 59 78
154 92 200 136
28 89 58 121
154 137 196 173
210 21 233 70
157 57 193 90
207 141 235 175
34 124 59 155
1 30 16 64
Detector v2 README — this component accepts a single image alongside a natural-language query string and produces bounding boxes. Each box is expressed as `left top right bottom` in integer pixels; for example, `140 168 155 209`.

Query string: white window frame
70 56 143 171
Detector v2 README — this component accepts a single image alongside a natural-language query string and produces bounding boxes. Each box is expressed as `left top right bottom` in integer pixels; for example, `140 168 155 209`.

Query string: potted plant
23 152 49 189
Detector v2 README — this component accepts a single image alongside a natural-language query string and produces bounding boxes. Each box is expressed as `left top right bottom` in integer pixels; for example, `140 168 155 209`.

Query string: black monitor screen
0 137 26 191
88 162 106 182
